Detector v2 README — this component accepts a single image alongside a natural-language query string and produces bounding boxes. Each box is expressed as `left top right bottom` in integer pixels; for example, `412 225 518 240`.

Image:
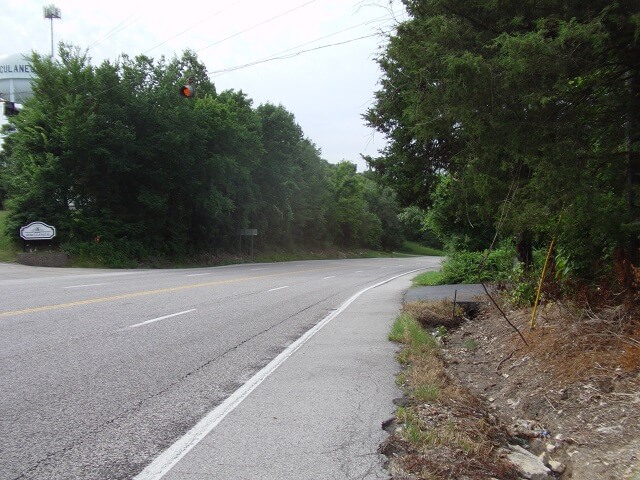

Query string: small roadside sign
238 228 258 256
20 221 56 240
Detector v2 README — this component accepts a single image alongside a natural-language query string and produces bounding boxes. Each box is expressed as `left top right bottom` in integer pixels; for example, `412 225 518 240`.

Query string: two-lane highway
0 257 441 479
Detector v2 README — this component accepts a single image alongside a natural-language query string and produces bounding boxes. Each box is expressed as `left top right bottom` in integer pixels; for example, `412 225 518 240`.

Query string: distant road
0 257 441 479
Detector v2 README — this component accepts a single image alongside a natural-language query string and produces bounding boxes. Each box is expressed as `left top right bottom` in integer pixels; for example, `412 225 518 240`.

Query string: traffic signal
3 101 20 116
179 84 195 98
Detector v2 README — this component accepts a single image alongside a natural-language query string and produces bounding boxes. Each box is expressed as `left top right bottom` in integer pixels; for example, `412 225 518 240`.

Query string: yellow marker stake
531 238 555 329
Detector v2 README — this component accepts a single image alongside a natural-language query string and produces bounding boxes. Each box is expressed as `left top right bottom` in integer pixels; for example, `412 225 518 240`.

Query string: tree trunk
515 232 533 271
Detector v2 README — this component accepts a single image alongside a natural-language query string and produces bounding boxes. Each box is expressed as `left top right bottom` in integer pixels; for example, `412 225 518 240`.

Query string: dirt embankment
382 299 640 479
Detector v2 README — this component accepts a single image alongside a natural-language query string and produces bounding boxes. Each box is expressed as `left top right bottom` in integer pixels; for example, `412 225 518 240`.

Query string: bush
507 262 539 306
439 246 515 284
63 239 148 268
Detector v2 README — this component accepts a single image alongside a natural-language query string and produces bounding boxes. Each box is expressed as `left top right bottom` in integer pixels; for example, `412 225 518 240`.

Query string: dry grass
396 451 519 480
523 301 640 385
386 306 518 479
403 300 467 329
398 354 446 392
386 294 640 479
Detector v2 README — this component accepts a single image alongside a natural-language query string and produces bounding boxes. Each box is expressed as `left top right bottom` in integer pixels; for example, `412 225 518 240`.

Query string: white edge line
133 268 425 480
267 286 290 292
125 309 197 330
186 273 210 277
62 283 109 289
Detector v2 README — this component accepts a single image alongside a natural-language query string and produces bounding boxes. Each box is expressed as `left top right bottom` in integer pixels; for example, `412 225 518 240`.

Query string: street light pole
43 5 61 59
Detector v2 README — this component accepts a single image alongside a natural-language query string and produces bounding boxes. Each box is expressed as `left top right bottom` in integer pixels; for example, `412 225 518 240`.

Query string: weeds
389 313 437 350
386 305 517 480
412 270 444 286
524 301 640 382
463 338 479 350
439 247 516 284
414 385 440 402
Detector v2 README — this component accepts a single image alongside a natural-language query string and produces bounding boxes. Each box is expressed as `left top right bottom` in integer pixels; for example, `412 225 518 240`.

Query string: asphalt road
0 257 441 479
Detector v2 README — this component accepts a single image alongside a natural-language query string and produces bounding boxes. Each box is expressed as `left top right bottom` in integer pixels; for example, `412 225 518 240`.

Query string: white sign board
20 221 56 240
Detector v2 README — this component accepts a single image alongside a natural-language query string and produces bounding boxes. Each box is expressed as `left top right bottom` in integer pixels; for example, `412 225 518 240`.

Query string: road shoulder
157 275 412 479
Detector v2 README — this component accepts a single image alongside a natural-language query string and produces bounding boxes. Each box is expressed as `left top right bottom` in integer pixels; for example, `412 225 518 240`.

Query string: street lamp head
43 5 61 20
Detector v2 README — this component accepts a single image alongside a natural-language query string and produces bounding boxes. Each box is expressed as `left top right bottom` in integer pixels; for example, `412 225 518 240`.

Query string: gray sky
2 0 405 170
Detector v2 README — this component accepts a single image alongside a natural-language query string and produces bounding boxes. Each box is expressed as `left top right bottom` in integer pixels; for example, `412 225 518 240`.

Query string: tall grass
389 312 437 348
412 270 444 286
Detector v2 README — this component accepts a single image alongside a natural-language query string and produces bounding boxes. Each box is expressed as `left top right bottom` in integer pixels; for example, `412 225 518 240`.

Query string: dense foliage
365 0 640 283
1 46 404 263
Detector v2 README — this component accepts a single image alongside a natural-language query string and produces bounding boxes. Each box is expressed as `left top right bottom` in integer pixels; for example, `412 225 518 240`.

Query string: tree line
365 0 640 285
0 46 404 263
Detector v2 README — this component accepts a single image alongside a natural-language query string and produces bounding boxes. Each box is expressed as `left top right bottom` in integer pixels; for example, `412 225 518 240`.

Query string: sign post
239 229 258 257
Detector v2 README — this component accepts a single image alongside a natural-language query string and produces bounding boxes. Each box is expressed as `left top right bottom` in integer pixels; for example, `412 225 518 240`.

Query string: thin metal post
452 289 457 322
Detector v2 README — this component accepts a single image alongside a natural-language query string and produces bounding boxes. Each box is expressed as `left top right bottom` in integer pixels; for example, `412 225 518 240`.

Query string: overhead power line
9 3 403 106
197 0 321 54
209 11 403 76
210 31 391 76
142 0 249 55
87 15 140 51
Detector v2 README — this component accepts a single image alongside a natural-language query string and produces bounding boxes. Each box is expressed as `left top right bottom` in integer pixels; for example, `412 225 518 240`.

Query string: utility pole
43 5 61 59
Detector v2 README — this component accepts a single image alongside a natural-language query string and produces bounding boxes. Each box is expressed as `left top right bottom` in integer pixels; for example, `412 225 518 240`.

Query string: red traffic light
179 84 195 97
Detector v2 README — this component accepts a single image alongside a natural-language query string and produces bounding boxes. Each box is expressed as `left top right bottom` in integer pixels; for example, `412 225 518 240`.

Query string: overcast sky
2 0 406 170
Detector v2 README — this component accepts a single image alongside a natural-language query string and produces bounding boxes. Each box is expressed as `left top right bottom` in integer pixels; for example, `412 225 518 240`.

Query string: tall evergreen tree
365 0 640 280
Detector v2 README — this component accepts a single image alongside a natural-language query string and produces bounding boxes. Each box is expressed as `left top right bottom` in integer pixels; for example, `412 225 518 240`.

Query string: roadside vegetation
364 0 639 299
0 211 438 267
0 47 421 268
385 305 518 479
0 210 19 263
388 263 640 479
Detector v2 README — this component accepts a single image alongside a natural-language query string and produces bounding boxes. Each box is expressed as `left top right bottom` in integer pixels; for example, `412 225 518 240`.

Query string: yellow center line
0 266 336 318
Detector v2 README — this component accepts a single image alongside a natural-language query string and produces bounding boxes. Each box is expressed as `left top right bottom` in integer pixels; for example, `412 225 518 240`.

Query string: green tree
3 46 94 241
3 45 391 264
327 162 383 249
365 0 640 281
252 104 333 250
4 47 229 257
362 173 404 251
398 205 442 248
252 103 303 248
288 140 333 247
